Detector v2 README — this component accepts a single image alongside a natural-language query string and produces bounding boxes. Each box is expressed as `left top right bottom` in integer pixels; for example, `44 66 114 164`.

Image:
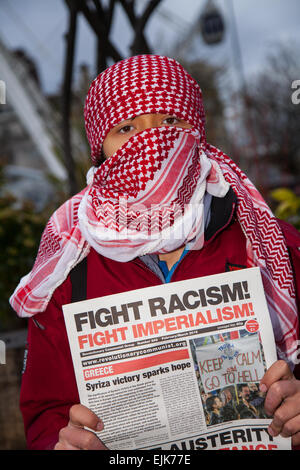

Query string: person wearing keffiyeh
9 55 300 450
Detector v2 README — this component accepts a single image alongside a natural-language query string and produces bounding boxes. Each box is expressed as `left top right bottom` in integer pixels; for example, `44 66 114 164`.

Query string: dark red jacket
20 193 300 450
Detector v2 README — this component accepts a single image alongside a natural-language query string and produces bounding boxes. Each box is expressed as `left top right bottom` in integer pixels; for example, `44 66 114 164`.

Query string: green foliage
270 188 300 231
0 191 52 331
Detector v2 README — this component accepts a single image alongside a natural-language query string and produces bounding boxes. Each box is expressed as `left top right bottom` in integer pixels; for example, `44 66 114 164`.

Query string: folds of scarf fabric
9 191 90 316
9 136 299 367
77 127 229 260
207 144 299 364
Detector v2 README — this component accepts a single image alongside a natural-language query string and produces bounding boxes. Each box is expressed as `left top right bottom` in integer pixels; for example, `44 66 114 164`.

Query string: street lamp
200 0 225 45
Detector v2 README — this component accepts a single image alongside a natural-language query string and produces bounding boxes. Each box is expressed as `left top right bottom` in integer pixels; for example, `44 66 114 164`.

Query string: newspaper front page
62 267 291 450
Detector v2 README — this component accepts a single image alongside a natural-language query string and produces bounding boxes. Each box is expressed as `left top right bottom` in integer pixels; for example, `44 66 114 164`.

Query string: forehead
84 55 205 164
116 112 167 123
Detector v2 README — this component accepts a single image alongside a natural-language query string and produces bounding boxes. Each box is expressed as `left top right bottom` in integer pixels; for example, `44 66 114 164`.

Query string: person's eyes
162 116 181 126
118 124 134 134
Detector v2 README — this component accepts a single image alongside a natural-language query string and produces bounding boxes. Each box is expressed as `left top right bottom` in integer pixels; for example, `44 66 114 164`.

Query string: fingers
69 404 104 432
263 379 298 417
260 360 300 441
266 381 299 437
58 423 107 450
260 360 293 392
54 404 108 450
268 389 300 441
272 414 300 443
54 440 80 451
280 415 300 438
259 360 294 415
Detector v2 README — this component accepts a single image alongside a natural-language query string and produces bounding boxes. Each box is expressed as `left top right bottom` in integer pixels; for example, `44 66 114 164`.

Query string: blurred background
0 0 299 449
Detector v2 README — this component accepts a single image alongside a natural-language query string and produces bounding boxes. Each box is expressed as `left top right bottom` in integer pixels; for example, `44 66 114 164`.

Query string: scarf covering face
78 126 229 261
9 55 298 365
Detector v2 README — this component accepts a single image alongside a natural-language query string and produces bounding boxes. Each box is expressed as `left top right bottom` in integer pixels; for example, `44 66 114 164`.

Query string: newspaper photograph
62 267 291 450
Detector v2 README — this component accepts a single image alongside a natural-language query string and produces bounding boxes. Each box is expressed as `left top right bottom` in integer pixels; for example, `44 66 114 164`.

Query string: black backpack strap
70 256 88 303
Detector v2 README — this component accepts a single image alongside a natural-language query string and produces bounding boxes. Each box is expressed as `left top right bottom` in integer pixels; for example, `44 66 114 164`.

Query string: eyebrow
120 117 135 123
115 117 135 128
118 114 177 125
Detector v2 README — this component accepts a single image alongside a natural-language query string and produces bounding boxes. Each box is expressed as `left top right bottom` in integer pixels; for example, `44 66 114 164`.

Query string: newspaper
62 267 291 450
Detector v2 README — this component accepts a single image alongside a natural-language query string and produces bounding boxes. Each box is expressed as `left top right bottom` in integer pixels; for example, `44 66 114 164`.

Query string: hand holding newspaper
62 267 291 450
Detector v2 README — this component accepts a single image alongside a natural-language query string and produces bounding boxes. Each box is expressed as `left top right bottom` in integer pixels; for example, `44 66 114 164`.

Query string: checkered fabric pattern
9 55 299 366
78 125 228 260
84 54 206 165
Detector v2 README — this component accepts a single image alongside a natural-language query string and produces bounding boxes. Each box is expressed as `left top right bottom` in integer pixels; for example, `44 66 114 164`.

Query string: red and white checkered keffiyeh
9 55 298 364
78 126 229 261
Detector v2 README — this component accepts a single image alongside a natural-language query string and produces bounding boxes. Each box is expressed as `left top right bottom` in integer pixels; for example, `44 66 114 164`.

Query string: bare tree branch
139 0 162 32
118 0 136 26
91 0 118 72
107 0 117 29
73 0 122 62
129 0 162 54
62 0 79 195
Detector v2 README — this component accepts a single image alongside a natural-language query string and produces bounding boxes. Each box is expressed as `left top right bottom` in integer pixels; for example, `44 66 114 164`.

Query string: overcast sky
1 0 300 95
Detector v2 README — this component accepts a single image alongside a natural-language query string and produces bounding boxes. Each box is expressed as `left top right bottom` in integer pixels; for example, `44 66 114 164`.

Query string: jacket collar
204 186 237 242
